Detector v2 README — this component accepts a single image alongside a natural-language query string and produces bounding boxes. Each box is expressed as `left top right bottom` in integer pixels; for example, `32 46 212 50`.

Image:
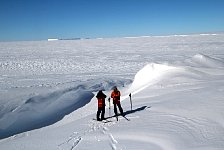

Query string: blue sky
0 0 224 41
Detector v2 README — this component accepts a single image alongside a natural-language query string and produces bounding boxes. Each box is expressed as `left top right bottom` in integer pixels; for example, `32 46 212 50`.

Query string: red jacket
111 90 121 104
96 91 106 108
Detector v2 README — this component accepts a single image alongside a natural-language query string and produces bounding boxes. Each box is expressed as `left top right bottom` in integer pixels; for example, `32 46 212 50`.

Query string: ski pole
108 98 111 117
129 93 132 111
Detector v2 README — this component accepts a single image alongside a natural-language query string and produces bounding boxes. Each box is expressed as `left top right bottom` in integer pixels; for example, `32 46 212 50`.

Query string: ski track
58 132 82 150
58 114 133 150
89 118 120 150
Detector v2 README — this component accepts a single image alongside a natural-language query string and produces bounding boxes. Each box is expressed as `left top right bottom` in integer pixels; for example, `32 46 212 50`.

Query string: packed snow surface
0 34 224 150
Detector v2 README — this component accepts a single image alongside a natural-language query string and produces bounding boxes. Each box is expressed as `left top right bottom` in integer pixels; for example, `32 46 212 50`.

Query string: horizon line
1 31 224 43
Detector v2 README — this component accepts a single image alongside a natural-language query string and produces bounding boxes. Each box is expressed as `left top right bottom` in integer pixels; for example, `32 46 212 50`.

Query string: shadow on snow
105 106 150 120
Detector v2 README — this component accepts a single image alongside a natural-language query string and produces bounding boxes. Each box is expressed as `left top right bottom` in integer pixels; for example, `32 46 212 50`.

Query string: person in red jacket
96 90 107 121
111 86 124 116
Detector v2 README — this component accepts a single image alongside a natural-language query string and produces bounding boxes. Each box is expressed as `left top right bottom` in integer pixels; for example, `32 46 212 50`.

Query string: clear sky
0 0 224 41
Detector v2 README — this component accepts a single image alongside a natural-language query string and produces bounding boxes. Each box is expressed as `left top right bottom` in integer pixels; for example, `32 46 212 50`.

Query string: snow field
0 33 224 149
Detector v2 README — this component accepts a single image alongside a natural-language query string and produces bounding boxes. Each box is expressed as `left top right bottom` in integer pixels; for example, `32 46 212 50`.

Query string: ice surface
0 34 224 149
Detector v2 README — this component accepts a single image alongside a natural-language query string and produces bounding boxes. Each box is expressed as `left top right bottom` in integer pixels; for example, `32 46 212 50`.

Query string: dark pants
114 103 124 116
97 107 105 120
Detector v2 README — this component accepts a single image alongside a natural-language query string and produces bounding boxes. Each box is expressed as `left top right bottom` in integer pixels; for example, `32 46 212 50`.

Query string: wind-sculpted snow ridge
126 54 224 96
189 54 224 68
127 63 184 95
0 78 131 139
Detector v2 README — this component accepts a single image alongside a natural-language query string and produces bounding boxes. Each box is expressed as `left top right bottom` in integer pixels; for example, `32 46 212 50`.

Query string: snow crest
189 54 224 68
128 63 182 94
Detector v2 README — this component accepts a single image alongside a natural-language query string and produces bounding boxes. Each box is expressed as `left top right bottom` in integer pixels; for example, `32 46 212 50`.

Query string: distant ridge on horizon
47 32 224 41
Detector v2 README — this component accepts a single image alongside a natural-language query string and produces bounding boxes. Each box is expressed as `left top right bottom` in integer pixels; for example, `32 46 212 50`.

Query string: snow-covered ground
0 33 224 150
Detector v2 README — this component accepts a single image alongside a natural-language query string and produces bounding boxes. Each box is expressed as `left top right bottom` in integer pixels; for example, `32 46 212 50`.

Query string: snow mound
128 63 181 94
191 54 224 68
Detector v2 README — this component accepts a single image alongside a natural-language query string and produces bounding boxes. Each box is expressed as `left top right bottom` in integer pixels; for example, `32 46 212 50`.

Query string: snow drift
128 63 183 94
188 54 224 68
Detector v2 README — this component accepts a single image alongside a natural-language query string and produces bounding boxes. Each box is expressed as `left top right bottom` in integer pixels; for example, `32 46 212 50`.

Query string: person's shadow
124 105 150 116
106 105 150 120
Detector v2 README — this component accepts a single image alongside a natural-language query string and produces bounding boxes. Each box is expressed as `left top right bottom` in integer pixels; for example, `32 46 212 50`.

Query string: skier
110 86 124 116
96 90 107 121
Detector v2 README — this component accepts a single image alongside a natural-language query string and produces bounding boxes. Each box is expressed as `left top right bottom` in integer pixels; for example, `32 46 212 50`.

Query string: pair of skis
108 93 132 121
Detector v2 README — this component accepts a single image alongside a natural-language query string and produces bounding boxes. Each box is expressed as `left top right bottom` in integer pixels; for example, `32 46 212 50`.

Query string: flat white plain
0 34 224 150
